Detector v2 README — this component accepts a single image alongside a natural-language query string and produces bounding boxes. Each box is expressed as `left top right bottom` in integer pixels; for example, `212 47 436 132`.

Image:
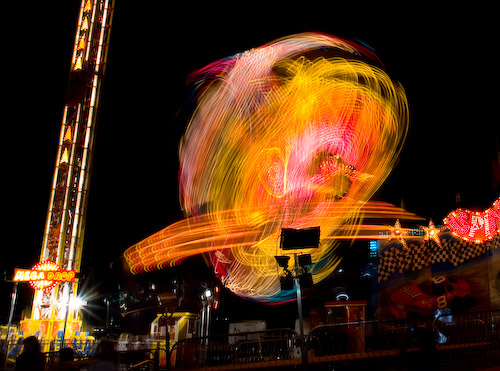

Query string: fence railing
434 309 500 344
0 338 166 371
174 328 300 368
2 311 499 369
308 317 428 356
172 310 500 369
433 309 500 368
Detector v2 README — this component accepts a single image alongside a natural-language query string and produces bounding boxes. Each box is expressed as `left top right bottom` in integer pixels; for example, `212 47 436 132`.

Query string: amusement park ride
13 0 114 341
6 0 500 353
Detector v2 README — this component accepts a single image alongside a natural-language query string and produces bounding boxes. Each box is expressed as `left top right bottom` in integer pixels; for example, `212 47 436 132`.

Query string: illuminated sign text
444 197 500 243
13 270 76 282
13 261 76 291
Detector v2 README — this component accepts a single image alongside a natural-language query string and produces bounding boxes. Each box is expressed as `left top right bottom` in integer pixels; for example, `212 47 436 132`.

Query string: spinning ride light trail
125 33 409 301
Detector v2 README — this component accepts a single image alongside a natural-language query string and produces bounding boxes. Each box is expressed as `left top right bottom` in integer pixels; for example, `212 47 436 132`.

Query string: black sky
3 3 499 321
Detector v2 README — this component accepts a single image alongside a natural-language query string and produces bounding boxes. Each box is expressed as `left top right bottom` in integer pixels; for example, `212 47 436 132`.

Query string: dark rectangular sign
280 226 320 250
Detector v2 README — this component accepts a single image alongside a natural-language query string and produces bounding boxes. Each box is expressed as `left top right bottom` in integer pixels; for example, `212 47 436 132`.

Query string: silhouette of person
15 336 44 371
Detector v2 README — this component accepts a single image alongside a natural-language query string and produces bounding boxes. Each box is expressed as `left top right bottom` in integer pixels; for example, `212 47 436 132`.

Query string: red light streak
125 33 409 300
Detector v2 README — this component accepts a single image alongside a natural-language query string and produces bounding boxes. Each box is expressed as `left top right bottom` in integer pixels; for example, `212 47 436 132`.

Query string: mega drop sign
13 261 76 291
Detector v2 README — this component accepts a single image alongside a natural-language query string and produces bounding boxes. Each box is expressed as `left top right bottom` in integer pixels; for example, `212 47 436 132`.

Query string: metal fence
433 310 500 369
308 318 425 356
2 311 499 370
174 328 300 368
172 310 500 370
0 338 166 371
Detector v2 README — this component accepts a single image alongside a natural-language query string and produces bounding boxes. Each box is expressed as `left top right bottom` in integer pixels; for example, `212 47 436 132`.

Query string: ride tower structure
22 0 114 338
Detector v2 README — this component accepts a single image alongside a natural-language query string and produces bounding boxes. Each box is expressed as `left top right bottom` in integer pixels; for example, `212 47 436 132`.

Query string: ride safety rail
172 310 500 370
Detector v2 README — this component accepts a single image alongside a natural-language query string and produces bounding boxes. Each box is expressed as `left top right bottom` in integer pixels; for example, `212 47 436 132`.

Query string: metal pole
105 297 110 331
294 254 307 369
164 314 171 371
6 282 18 343
205 304 211 340
61 283 71 350
295 277 304 337
4 282 18 369
200 303 206 340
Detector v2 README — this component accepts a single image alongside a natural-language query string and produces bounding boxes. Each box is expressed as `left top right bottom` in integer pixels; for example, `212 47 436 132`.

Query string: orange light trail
125 33 409 301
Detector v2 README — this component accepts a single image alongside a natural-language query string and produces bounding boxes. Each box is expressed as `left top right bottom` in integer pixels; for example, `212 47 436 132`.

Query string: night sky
3 3 499 322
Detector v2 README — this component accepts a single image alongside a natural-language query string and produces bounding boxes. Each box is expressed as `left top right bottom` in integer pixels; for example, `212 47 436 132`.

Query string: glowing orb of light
125 33 409 302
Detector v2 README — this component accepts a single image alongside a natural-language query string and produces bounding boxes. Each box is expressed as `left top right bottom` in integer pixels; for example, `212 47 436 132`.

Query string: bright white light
336 293 349 301
204 289 212 298
69 296 87 310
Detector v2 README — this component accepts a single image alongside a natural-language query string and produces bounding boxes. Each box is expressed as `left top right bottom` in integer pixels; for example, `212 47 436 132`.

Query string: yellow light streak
125 33 409 301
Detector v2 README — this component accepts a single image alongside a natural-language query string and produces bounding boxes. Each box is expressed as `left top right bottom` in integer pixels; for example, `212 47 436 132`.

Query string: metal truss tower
31 0 114 327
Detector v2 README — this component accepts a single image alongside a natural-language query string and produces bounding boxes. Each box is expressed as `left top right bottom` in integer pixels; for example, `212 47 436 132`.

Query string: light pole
61 287 86 350
275 226 319 370
4 281 18 369
61 283 72 350
104 297 110 331
293 255 306 369
6 282 19 345
201 289 213 341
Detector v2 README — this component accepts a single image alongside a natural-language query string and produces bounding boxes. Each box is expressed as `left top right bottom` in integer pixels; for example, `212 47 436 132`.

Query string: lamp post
3 281 18 369
61 283 72 350
6 282 18 345
159 312 174 371
61 287 86 349
201 288 213 342
275 226 319 370
293 254 306 369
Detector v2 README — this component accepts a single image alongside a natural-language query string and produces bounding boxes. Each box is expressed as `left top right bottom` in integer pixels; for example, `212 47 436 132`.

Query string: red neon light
13 261 76 291
444 197 500 243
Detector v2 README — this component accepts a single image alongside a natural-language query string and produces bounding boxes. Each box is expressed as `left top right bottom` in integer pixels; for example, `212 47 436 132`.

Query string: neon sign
444 197 500 243
13 261 76 291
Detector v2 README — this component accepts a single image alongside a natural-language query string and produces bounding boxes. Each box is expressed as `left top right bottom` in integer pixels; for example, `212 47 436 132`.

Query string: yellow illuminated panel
64 126 72 142
78 37 86 51
60 148 69 164
81 17 89 31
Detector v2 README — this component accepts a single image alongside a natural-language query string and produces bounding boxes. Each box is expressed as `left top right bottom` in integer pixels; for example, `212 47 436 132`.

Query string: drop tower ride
22 0 114 338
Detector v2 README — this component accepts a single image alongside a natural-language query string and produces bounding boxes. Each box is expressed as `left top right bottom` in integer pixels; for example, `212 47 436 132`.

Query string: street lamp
275 227 319 370
61 288 86 348
70 296 86 314
3 280 19 370
200 288 213 341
